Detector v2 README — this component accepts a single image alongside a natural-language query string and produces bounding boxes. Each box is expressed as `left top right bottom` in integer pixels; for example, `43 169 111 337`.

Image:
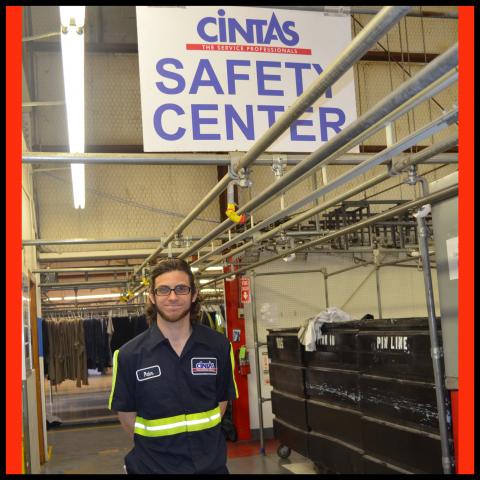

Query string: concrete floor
40 422 316 475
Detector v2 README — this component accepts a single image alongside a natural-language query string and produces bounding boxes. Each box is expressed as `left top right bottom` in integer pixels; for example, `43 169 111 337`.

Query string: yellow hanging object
141 277 150 287
226 203 247 224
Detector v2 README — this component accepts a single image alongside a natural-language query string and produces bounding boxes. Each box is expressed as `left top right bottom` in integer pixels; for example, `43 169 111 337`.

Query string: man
108 258 238 474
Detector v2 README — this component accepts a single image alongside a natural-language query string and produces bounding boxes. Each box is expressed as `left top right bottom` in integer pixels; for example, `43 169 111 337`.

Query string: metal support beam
200 184 457 287
22 151 457 166
195 134 456 275
415 207 454 473
33 267 134 273
375 267 383 319
23 235 214 247
193 107 457 271
323 270 329 308
183 47 458 264
40 280 127 290
250 271 266 456
264 6 458 19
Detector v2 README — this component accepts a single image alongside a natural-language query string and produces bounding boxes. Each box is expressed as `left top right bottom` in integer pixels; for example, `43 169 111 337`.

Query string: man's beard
156 304 191 323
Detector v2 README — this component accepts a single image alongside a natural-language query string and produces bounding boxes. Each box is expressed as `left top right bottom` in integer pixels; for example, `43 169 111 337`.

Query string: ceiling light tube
62 293 122 301
60 6 86 209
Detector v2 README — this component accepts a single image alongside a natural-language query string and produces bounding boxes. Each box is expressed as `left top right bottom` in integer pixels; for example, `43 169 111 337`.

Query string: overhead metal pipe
249 271 266 455
131 6 411 277
375 267 383 319
23 235 219 247
182 47 458 262
235 108 457 236
200 184 458 287
326 261 375 278
23 151 457 166
197 134 456 273
323 271 329 308
33 267 134 273
415 206 454 473
40 280 127 290
264 6 458 19
254 268 328 277
320 252 430 279
193 115 457 271
196 134 456 273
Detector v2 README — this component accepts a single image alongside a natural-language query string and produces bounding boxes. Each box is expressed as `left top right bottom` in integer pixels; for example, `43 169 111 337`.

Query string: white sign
136 6 357 152
262 351 270 385
240 277 251 303
446 236 458 280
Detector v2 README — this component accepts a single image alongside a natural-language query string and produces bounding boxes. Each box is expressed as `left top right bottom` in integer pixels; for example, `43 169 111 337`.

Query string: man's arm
219 401 228 417
118 411 137 440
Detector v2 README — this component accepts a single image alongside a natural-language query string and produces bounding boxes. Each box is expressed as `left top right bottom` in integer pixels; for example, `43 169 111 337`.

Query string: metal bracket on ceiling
228 152 252 187
323 6 352 17
271 155 288 177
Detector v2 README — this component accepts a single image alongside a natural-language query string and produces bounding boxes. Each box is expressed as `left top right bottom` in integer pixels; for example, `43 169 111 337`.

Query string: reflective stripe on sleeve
108 349 120 410
134 405 222 437
229 342 239 399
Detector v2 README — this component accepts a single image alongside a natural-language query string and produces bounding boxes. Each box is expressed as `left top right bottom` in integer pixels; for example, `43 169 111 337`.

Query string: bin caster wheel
277 445 291 459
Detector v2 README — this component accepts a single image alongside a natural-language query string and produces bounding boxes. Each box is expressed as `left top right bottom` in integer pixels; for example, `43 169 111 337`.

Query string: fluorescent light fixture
191 266 223 273
49 293 122 302
60 6 86 209
282 253 296 262
200 288 223 293
70 164 85 209
199 279 212 284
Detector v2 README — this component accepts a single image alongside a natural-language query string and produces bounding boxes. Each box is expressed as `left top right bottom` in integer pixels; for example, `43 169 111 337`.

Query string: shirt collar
146 322 210 351
146 322 168 351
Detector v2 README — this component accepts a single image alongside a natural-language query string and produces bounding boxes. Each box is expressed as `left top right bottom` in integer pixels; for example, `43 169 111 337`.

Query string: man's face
149 270 197 324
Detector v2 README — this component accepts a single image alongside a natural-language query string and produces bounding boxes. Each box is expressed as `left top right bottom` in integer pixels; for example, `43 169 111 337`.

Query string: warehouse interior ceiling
21 6 459 311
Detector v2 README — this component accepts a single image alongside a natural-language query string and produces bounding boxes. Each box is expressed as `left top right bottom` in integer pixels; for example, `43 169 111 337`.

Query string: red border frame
457 5 475 475
6 5 23 474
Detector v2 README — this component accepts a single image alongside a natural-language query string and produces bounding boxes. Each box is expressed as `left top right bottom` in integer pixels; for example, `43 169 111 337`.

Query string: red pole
224 262 251 441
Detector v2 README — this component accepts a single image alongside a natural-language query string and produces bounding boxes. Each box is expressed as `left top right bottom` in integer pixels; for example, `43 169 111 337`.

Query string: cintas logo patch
191 357 218 375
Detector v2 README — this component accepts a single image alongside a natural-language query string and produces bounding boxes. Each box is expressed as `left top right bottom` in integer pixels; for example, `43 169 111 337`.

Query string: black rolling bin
266 318 448 474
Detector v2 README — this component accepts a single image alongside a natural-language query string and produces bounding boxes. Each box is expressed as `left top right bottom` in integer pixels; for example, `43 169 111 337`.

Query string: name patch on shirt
136 365 161 382
191 357 218 375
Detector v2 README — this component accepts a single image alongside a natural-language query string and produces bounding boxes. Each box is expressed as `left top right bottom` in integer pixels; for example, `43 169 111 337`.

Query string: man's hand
118 411 137 440
219 401 228 417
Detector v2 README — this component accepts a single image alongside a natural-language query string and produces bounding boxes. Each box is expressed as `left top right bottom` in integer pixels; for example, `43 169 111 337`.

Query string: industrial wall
22 163 45 473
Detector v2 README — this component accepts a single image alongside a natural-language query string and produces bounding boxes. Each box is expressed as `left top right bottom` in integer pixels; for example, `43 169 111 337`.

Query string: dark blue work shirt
108 322 238 474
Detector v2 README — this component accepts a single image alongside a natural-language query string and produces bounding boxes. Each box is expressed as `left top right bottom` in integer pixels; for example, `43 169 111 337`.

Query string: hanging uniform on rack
45 316 88 387
84 316 110 373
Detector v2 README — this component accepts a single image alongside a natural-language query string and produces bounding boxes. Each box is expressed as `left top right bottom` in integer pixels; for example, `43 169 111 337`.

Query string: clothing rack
42 303 146 315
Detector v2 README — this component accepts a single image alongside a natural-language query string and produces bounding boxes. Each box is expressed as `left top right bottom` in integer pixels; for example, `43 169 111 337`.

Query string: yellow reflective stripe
134 406 221 437
186 405 220 422
187 412 221 432
136 412 187 428
134 422 186 437
230 342 239 399
108 349 120 410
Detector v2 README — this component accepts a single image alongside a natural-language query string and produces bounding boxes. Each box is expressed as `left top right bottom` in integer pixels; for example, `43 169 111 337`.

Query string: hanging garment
298 307 352 351
45 318 88 387
84 318 110 372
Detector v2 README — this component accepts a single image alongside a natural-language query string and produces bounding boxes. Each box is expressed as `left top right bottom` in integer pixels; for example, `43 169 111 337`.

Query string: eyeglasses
153 285 192 296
